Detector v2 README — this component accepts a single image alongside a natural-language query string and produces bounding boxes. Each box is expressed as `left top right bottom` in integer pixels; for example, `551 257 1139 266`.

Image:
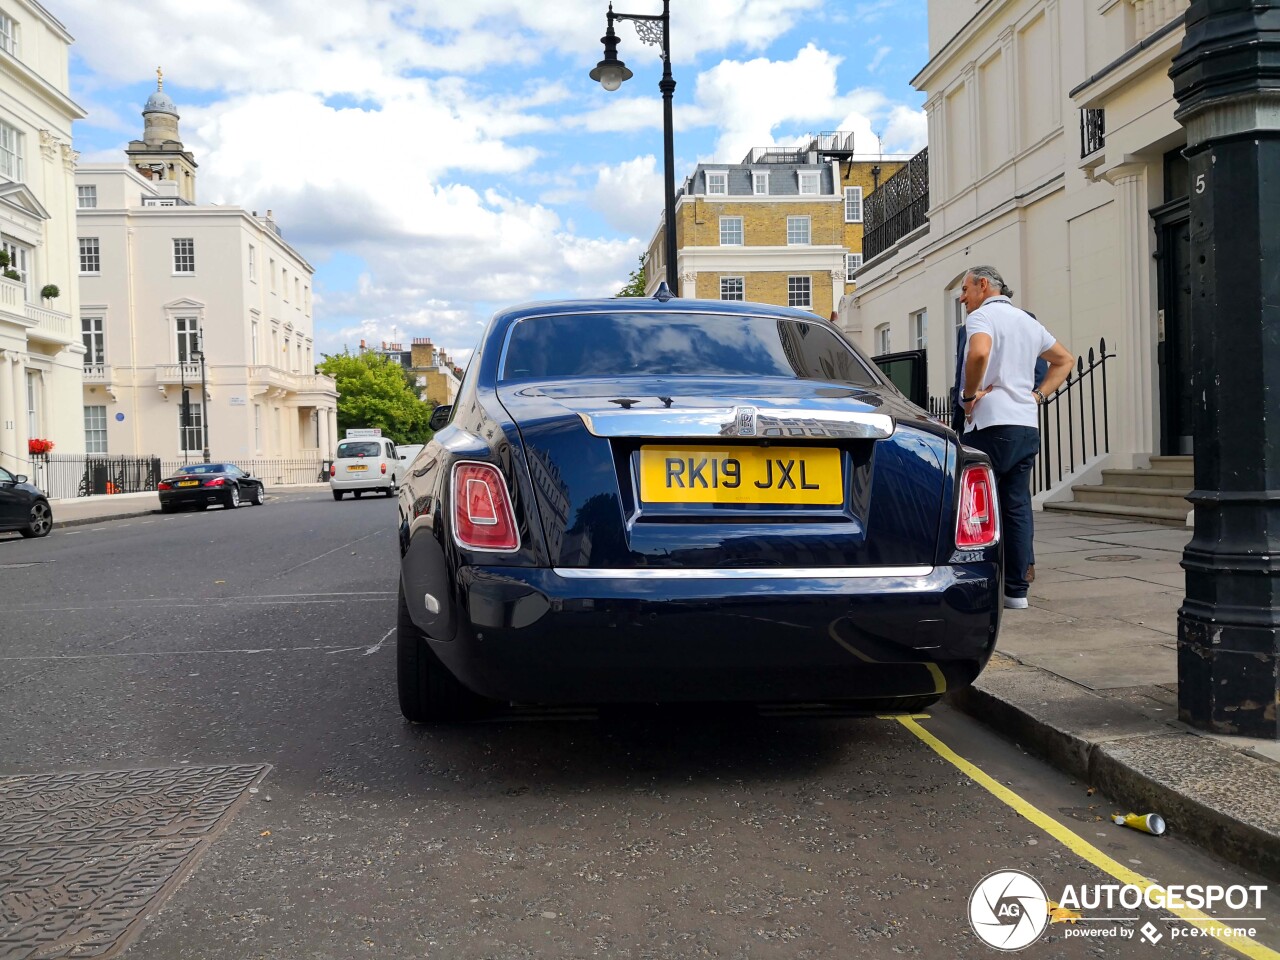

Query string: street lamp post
192 332 210 464
591 0 678 295
179 358 190 467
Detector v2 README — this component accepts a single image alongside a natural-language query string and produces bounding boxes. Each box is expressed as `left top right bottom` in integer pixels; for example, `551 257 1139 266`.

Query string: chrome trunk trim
553 565 934 580
577 406 895 440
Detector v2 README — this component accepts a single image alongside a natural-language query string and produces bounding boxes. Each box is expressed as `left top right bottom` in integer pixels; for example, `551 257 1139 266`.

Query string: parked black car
0 467 53 538
395 293 1002 721
157 463 265 512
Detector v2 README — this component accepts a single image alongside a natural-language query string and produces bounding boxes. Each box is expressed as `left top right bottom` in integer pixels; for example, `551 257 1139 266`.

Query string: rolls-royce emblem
735 406 757 436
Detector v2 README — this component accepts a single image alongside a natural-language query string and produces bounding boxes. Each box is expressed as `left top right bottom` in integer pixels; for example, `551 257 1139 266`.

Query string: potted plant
40 284 60 301
0 250 17 282
28 438 54 457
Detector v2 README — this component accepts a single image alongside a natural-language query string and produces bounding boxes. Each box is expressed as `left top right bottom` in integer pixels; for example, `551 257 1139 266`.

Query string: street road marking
6 598 391 612
364 627 394 656
270 528 387 579
896 716 1280 960
0 641 393 662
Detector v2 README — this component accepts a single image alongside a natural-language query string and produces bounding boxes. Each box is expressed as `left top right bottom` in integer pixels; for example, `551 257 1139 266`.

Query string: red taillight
452 461 519 552
381 462 387 475
158 481 172 491
204 477 225 487
956 464 999 547
330 463 336 477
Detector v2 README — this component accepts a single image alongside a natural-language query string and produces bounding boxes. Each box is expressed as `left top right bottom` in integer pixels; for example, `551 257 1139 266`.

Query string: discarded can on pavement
1112 812 1166 835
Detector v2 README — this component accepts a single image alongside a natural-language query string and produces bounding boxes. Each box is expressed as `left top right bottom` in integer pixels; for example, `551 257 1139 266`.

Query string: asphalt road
1 491 1277 959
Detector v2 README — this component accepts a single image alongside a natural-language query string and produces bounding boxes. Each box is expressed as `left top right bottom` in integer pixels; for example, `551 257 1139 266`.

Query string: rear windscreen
337 441 381 458
501 312 878 386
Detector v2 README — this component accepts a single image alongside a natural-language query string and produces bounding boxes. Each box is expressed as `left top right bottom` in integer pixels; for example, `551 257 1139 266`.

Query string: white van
330 436 402 500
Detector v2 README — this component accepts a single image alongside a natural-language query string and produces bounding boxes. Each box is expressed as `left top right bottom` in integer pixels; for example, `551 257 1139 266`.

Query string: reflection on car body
394 294 1002 722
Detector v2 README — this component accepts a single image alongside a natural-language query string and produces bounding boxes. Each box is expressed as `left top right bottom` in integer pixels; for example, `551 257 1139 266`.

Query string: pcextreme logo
968 869 1270 951
969 870 1050 951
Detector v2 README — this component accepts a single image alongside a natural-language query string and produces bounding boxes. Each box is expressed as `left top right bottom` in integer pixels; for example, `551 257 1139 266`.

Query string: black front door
1155 202 1193 455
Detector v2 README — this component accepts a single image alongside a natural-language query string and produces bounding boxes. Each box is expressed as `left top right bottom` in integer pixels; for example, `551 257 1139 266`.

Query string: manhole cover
1085 554 1142 562
0 764 269 959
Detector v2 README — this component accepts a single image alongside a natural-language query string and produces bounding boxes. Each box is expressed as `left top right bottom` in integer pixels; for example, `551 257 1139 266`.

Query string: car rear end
401 302 1001 711
159 470 232 509
330 439 395 494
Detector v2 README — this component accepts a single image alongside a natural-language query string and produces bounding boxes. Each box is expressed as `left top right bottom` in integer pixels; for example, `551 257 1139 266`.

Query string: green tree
318 350 433 444
617 255 646 297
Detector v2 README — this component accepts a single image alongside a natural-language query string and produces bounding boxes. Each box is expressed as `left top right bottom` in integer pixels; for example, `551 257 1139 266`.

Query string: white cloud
883 104 927 154
591 155 664 237
867 46 892 73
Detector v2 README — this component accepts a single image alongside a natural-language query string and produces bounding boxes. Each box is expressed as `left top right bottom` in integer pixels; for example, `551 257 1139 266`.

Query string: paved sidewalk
951 510 1280 882
30 490 1280 880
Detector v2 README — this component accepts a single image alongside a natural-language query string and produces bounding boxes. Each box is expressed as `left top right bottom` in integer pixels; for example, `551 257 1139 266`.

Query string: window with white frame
845 253 862 281
844 186 863 223
173 237 195 274
26 371 38 437
0 10 17 57
0 121 23 181
786 216 811 245
787 276 811 308
78 237 100 274
142 197 178 207
251 318 259 364
304 286 310 314
269 258 276 292
798 171 820 195
77 185 97 208
1 238 29 295
254 405 262 451
294 277 300 304
752 172 769 195
911 308 928 350
179 401 203 452
720 276 744 301
875 323 891 355
719 216 744 246
706 170 728 195
248 244 256 281
82 316 104 364
175 316 200 362
84 405 108 454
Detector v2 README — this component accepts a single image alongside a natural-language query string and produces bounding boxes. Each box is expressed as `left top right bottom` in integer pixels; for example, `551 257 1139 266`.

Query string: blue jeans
963 425 1040 599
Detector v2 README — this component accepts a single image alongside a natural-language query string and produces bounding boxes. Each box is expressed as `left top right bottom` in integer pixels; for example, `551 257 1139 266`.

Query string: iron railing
1034 339 1115 495
1080 108 1105 158
26 454 327 499
863 147 929 260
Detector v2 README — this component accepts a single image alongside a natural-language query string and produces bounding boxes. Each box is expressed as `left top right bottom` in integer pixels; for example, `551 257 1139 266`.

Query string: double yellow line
895 716 1280 959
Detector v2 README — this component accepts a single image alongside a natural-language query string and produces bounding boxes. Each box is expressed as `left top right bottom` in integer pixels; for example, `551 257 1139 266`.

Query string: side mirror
13 475 27 484
429 405 452 431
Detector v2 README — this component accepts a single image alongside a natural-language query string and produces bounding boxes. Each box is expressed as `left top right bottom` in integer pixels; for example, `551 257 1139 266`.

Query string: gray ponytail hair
967 264 1013 298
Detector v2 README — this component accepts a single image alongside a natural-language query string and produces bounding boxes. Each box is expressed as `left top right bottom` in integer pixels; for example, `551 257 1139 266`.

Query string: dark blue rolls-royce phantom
395 291 1002 721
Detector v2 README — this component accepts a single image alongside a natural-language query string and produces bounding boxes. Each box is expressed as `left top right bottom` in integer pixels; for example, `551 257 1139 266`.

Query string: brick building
643 132 906 316
359 337 461 407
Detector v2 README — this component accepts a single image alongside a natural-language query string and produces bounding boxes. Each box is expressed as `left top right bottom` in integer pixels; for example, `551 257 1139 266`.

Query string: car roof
492 295 826 326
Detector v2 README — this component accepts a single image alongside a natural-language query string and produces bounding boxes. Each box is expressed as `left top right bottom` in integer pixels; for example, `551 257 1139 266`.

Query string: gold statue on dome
156 66 163 89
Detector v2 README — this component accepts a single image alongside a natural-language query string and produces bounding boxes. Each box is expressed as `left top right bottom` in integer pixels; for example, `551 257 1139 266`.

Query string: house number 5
1195 173 1206 194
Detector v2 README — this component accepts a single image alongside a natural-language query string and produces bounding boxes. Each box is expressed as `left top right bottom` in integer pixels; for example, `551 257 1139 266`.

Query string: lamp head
589 11 632 91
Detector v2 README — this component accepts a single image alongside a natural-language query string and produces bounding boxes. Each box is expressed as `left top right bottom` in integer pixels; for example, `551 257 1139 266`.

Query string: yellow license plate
639 446 842 505
347 464 367 471
177 480 199 487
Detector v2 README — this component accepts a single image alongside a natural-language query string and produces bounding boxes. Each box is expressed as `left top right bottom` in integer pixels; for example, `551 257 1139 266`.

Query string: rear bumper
422 564 1000 706
160 488 228 507
330 474 392 491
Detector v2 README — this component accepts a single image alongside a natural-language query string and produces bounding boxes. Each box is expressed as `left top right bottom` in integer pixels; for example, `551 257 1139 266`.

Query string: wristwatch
1033 389 1046 404
961 393 976 403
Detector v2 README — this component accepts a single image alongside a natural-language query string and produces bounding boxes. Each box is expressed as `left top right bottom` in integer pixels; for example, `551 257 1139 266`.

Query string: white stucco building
844 0 1198 505
76 77 338 462
0 0 86 474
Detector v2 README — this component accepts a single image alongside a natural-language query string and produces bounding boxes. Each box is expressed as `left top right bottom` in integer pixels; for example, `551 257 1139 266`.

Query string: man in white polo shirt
959 265 1074 609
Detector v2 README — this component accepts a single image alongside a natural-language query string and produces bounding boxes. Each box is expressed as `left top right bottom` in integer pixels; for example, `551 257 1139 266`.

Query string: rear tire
160 502 176 514
19 500 52 538
397 581 491 722
225 485 241 509
332 490 343 501
354 490 363 499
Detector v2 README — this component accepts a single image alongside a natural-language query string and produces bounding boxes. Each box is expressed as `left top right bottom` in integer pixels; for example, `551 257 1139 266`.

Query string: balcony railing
25 301 74 342
155 362 205 385
83 362 111 383
863 147 929 261
1132 0 1189 40
1080 108 1106 159
247 366 336 395
0 275 22 316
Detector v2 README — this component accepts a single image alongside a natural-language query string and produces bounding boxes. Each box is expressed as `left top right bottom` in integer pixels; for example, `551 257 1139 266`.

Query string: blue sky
59 0 929 361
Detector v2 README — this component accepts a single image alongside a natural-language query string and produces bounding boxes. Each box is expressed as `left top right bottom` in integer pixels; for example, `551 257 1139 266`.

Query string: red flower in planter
28 438 54 455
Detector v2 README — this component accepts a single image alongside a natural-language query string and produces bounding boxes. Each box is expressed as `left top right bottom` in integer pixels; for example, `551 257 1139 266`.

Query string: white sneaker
1004 596 1029 610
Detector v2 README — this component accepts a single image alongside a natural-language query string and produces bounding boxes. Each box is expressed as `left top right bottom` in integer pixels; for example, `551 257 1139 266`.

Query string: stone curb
949 655 1280 883
47 486 333 531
